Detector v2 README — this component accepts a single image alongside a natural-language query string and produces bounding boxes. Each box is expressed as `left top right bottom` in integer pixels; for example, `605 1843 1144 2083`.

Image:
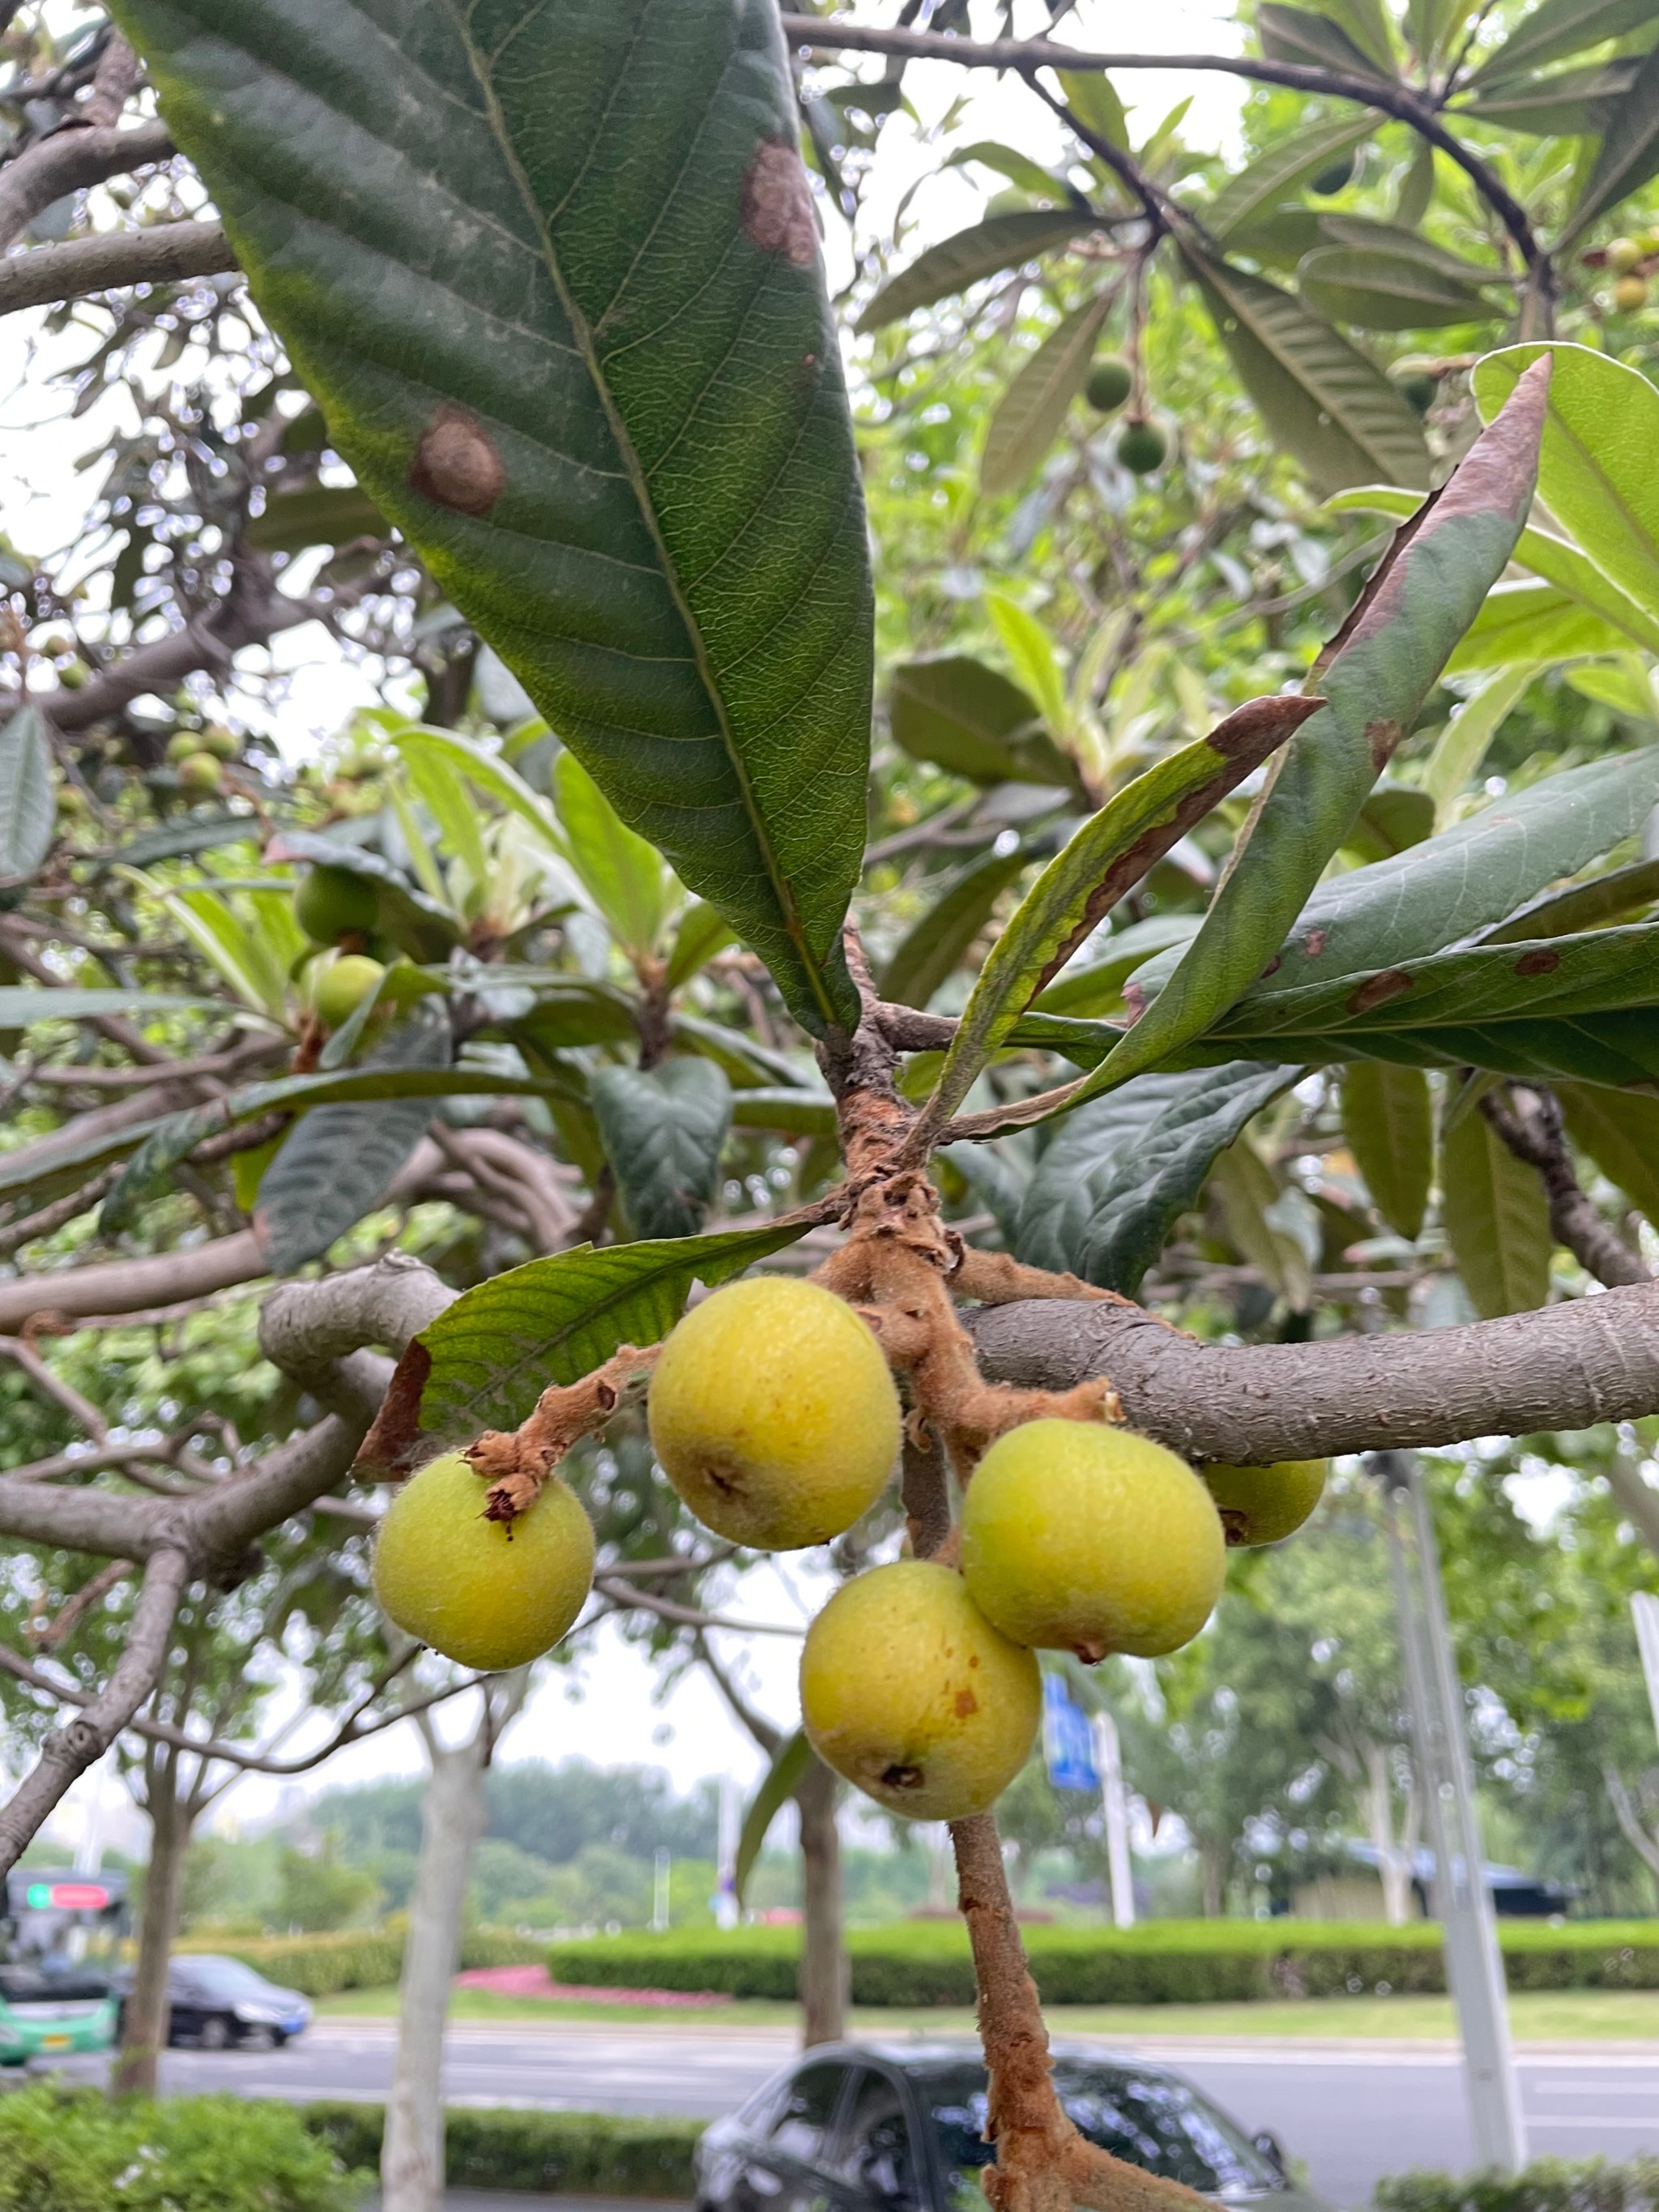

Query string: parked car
0 1965 117 2067
693 2042 1334 2212
115 1955 312 2051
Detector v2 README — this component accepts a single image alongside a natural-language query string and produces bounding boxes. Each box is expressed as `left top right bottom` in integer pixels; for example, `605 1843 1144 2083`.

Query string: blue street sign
1042 1672 1098 1793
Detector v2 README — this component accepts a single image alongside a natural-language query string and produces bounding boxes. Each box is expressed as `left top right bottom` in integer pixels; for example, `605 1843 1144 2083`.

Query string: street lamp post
1376 1450 1528 2174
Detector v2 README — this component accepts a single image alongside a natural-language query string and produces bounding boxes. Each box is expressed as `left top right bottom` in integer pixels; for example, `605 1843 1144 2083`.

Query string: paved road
43 2021 1659 2206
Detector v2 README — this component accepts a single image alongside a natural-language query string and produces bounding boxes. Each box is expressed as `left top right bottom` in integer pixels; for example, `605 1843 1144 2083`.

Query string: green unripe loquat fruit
961 1418 1225 1662
55 784 87 817
648 1276 901 1548
1607 237 1644 274
294 863 380 946
1085 354 1133 414
1116 418 1168 475
373 1450 595 1670
200 725 239 761
1614 274 1648 313
167 731 199 762
177 750 222 792
1310 150 1355 195
310 952 385 1029
1200 1457 1328 1547
800 1560 1041 1821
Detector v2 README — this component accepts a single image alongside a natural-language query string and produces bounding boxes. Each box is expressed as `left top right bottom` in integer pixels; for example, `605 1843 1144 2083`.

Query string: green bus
0 1870 125 2066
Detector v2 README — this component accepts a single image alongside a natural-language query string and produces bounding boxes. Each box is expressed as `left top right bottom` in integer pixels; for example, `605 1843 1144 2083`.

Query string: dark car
693 2042 1336 2212
115 1954 313 2051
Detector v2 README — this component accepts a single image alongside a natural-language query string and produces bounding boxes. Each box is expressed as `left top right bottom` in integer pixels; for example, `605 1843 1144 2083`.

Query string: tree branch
0 1230 266 1334
1481 1084 1651 1291
967 1282 1659 1461
0 117 175 255
0 1545 189 1879
0 220 237 317
778 16 1546 290
1604 1762 1659 1882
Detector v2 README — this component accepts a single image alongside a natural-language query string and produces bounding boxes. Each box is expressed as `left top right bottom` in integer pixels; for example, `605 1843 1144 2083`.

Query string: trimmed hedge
175 1926 542 1999
302 2103 704 2195
1376 2156 1659 2212
546 1919 1659 2008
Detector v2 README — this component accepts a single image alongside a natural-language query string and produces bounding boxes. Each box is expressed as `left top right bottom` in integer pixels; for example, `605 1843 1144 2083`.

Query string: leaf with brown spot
111 0 870 1038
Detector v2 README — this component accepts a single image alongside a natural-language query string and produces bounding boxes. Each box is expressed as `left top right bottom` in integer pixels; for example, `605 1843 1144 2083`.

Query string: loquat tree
10 6 1659 2212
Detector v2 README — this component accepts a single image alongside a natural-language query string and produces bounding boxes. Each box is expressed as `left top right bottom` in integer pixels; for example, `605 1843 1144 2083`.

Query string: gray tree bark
795 1759 847 2047
115 1761 190 2097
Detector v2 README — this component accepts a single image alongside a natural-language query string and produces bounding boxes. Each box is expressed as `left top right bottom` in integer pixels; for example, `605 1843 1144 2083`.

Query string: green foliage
591 1060 731 1240
174 1926 543 1998
1375 2156 1659 2212
0 2086 360 2212
1441 1106 1554 1317
301 2101 705 2197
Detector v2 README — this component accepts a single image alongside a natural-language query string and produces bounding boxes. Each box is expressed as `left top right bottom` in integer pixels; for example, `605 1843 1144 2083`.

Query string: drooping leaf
1560 36 1659 240
917 699 1321 1139
727 1086 838 1138
256 1005 452 1273
1298 246 1506 330
1033 915 1201 1017
1342 1061 1433 1238
264 828 460 957
986 596 1069 737
1015 1062 1299 1296
0 707 54 882
1055 70 1131 152
877 847 1029 1010
1210 1136 1315 1309
1035 359 1549 1130
101 813 261 869
591 1059 732 1241
553 751 669 962
855 210 1105 333
243 482 388 553
115 0 869 1036
948 141 1086 203
0 987 239 1027
1314 218 1509 286
1205 117 1375 242
1406 0 1482 65
360 1221 812 1474
1257 2 1396 75
1459 59 1639 135
1557 1080 1659 1223
735 1730 816 1909
1440 1105 1553 1316
1446 580 1636 671
1179 240 1431 494
888 658 1077 788
1473 344 1659 616
1482 853 1659 942
981 292 1114 497
1314 0 1401 70
1473 0 1659 85
665 902 737 991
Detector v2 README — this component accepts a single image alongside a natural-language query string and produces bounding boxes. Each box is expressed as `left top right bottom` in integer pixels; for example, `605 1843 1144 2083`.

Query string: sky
9 0 1243 1854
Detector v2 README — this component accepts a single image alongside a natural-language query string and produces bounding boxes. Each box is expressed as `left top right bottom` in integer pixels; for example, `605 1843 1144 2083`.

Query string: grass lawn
314 1987 1659 2040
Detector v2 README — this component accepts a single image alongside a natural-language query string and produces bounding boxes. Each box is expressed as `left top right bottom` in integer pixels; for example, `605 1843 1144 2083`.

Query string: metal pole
653 1847 672 1933
1633 1591 1659 1748
714 1774 740 1931
1376 1450 1528 2173
1091 1711 1136 1931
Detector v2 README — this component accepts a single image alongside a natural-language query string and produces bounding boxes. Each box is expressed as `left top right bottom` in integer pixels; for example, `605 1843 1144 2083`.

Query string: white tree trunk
382 1680 523 2212
1363 1737 1415 1928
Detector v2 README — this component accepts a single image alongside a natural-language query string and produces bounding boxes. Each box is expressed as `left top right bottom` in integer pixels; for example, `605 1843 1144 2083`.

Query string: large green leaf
1445 580 1636 671
0 986 249 1027
1474 345 1659 615
888 658 1077 789
1440 1106 1553 1316
1180 241 1431 495
101 814 261 869
1558 1079 1659 1222
855 211 1105 333
552 751 669 963
916 698 1320 1142
1014 1062 1299 1296
1559 37 1659 241
1342 1061 1432 1238
115 0 869 1036
1205 117 1375 243
360 1220 812 1474
590 1059 731 1241
1473 0 1659 85
1460 59 1640 136
1186 1006 1659 1087
735 1730 815 1909
1298 247 1507 330
1228 749 1659 999
877 846 1030 1011
1484 853 1659 941
1313 216 1514 285
981 293 1113 497
1256 2 1396 75
1043 359 1549 1128
256 1006 451 1273
0 708 53 882
1407 0 1482 64
1033 915 1200 1017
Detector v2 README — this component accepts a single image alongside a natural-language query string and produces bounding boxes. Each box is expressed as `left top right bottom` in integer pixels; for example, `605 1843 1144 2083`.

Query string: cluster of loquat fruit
372 1275 1325 1825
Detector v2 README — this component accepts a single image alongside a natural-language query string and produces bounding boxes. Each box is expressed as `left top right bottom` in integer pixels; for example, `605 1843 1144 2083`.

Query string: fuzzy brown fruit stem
466 1345 658 1519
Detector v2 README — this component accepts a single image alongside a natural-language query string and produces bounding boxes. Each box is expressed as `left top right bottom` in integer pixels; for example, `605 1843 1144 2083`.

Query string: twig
0 220 237 317
1481 1084 1650 1290
0 117 175 254
593 1575 804 1638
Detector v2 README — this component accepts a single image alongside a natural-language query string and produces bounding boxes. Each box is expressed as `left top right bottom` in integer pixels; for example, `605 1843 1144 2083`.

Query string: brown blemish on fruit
1348 967 1413 1015
954 1688 979 1719
410 406 505 517
1515 946 1561 977
1219 1507 1250 1548
881 1762 923 1791
1073 1638 1108 1666
740 140 817 268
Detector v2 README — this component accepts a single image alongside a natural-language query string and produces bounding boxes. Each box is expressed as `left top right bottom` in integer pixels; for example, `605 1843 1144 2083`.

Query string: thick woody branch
0 1546 189 1879
1481 1085 1651 1291
0 1229 265 1334
967 1283 1659 1460
258 1252 456 1412
0 219 236 316
0 117 175 254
